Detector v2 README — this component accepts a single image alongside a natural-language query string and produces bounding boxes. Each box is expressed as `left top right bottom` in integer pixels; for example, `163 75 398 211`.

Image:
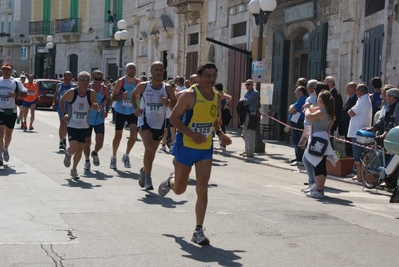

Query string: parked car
35 79 61 107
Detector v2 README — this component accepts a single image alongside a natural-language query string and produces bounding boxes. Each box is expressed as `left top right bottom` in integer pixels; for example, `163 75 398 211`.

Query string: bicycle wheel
360 149 380 189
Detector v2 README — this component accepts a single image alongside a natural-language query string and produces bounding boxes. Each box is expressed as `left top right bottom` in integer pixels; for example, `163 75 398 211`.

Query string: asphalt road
1 109 399 267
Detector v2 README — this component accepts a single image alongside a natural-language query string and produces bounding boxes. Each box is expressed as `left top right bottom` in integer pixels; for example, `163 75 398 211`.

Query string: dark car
35 79 61 107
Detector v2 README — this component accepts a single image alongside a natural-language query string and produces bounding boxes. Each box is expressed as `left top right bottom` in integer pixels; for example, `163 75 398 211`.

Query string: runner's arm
59 89 74 115
165 84 177 108
52 83 60 108
111 78 124 101
131 82 146 115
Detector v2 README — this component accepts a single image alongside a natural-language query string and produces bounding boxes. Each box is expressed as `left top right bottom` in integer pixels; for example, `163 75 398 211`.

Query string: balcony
0 34 30 46
166 0 203 14
55 18 82 34
0 0 13 14
29 21 53 36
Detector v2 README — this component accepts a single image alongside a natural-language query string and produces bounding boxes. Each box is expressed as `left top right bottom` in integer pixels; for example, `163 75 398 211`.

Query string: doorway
292 32 309 84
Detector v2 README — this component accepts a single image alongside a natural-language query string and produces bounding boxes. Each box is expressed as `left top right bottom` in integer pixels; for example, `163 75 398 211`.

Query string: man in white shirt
347 83 372 177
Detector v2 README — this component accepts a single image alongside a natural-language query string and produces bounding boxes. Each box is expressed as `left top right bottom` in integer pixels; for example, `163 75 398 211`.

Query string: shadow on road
83 170 114 180
138 191 188 208
63 178 102 189
163 234 245 267
0 166 26 176
112 169 139 180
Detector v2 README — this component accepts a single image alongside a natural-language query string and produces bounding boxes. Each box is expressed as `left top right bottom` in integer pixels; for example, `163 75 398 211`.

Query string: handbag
298 126 311 149
308 136 328 157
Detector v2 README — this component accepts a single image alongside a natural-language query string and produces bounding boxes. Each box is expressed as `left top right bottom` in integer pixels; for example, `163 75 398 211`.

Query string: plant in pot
19 33 25 37
0 32 5 37
326 150 354 177
4 33 10 37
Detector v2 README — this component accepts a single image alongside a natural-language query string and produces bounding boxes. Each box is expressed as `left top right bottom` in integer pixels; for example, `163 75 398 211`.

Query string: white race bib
72 111 88 122
191 122 212 137
0 95 10 105
147 103 163 114
27 90 35 96
122 98 132 107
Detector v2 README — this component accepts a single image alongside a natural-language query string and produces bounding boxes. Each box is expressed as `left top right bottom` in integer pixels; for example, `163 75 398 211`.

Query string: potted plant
4 33 10 37
19 33 25 37
326 150 354 177
0 32 5 37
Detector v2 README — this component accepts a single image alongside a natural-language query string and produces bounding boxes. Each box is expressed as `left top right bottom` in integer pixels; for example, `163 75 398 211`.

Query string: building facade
0 0 31 74
26 0 399 140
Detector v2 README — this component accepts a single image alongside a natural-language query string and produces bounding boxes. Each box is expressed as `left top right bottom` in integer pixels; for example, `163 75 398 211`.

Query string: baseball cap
1 62 12 69
125 62 136 70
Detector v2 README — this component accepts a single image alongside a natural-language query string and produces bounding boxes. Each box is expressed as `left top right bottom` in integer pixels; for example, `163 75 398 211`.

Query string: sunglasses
79 78 90 82
93 77 103 81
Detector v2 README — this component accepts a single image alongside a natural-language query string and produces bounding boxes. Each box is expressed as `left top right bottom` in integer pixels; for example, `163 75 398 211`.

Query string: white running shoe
3 148 9 162
70 168 79 180
84 160 91 171
110 156 117 169
306 190 324 198
191 228 210 245
158 173 174 197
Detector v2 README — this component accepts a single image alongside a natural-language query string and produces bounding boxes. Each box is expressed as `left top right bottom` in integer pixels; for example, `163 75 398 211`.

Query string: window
188 33 199 45
365 0 385 17
232 22 246 38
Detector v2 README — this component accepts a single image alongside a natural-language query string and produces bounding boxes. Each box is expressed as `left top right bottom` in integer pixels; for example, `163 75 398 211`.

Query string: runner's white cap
125 63 136 70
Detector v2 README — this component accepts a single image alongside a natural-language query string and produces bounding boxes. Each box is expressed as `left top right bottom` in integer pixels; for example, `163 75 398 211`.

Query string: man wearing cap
0 63 27 167
110 63 140 169
16 74 27 128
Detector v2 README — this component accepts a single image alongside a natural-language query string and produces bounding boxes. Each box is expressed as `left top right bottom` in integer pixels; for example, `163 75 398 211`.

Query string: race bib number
191 122 212 137
0 95 10 105
122 98 132 107
72 111 87 122
147 103 163 114
27 90 35 96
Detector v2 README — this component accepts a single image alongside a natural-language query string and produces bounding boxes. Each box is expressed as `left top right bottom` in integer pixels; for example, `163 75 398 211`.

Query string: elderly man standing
324 76 343 148
339 82 358 157
288 85 308 166
240 79 259 157
347 84 372 178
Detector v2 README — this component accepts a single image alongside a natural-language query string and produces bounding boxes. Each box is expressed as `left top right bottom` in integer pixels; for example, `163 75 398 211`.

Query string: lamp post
45 35 54 79
248 0 277 153
114 20 129 77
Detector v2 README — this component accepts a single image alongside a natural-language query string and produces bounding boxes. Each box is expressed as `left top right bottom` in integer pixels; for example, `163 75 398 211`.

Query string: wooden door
307 22 328 81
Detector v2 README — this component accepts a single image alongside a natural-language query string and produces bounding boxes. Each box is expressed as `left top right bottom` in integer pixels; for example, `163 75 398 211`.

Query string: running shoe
3 148 9 162
0 156 3 167
23 122 27 130
139 167 145 188
20 122 24 129
301 183 316 193
122 154 131 168
306 190 324 198
70 168 79 180
145 177 154 191
110 156 117 169
64 153 71 168
84 160 91 171
91 151 100 166
191 228 210 245
158 173 174 197
29 125 34 131
159 145 166 152
16 117 20 124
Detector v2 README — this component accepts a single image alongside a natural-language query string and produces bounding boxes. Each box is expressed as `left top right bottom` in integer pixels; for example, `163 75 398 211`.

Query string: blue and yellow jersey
176 85 219 150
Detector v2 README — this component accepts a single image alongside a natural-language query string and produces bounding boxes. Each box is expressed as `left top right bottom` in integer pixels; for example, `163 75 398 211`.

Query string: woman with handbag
302 90 338 198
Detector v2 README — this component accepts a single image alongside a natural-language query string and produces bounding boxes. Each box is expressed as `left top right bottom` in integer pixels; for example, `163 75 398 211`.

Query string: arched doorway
69 54 78 78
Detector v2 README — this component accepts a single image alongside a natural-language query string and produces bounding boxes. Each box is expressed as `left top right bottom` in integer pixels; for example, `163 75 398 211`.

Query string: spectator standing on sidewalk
324 76 343 148
346 83 372 178
240 79 259 157
339 82 358 157
215 82 232 151
303 90 337 198
288 84 308 166
370 77 383 123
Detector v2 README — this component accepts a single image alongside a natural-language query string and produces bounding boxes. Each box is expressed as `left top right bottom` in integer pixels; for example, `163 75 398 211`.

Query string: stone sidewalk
213 127 363 186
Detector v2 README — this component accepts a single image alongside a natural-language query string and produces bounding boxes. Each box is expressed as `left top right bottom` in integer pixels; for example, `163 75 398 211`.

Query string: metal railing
29 21 53 35
55 18 82 34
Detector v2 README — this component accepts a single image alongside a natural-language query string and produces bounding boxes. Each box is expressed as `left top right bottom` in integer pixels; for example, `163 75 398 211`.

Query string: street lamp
45 35 54 79
248 0 277 153
114 20 129 77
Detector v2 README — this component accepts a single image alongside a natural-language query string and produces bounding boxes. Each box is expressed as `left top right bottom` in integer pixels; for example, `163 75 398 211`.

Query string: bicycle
357 130 399 189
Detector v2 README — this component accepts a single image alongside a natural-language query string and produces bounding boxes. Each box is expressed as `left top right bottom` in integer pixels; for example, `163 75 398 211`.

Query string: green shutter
70 0 79 18
43 0 52 34
116 0 122 28
104 0 111 38
307 22 328 81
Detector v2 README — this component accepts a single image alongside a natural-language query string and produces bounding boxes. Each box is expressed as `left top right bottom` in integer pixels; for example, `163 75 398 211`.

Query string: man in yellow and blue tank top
158 62 231 245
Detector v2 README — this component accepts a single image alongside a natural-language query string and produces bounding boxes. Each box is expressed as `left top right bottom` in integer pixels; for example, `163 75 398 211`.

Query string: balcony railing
55 18 82 34
29 21 53 36
0 0 13 13
0 34 30 45
167 0 203 7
